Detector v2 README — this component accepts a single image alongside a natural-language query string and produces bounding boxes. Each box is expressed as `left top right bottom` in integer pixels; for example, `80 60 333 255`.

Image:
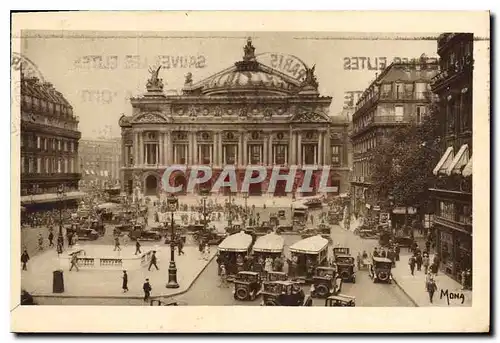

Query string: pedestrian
135 240 142 255
380 249 387 258
429 259 439 278
114 236 121 251
218 264 228 288
426 274 438 304
48 230 54 247
21 249 30 271
394 243 400 261
203 244 210 261
373 247 380 258
425 240 431 254
416 252 423 271
143 278 152 302
57 237 64 255
408 255 416 276
422 253 430 275
122 270 129 292
69 252 79 272
148 251 159 271
177 238 185 256
38 233 44 251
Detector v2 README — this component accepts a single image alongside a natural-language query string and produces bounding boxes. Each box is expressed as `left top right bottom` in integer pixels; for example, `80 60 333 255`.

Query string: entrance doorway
301 173 317 197
145 175 158 196
173 174 187 195
248 171 262 196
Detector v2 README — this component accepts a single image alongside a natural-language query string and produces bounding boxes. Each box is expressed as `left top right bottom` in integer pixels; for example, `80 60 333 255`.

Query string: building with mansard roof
119 38 350 198
20 73 83 210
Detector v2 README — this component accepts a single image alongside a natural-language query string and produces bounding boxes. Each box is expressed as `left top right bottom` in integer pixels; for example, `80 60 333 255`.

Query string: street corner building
19 72 83 211
349 55 439 224
119 38 351 199
429 33 473 285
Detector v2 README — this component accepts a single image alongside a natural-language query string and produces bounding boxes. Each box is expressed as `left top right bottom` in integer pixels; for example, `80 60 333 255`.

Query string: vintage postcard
10 11 490 333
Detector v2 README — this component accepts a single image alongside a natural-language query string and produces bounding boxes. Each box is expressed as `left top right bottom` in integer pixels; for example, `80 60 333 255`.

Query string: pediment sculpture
134 112 168 123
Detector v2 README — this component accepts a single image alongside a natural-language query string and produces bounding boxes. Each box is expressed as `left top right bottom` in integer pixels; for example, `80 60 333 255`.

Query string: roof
289 235 329 254
253 233 285 253
327 294 356 301
238 271 259 276
217 231 253 252
372 257 393 263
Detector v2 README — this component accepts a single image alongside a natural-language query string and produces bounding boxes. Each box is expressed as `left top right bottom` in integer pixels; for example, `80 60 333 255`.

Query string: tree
370 102 441 230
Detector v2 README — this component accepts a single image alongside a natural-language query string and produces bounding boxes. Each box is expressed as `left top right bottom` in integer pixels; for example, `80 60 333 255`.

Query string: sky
20 32 439 139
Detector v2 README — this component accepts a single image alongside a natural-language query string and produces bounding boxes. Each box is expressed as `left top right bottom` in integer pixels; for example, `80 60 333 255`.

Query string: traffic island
22 245 217 301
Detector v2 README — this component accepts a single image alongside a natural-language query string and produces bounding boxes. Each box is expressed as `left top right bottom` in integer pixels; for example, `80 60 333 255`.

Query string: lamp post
201 195 208 231
242 192 249 226
166 195 179 288
56 184 66 241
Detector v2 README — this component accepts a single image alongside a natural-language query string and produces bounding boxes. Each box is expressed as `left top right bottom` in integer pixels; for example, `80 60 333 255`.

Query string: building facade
20 73 82 209
350 59 439 221
79 137 121 189
119 39 350 199
430 33 473 283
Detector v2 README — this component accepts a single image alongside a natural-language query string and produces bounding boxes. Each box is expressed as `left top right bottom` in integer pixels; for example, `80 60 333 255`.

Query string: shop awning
432 146 454 176
392 207 417 214
446 144 469 175
21 191 86 205
462 156 473 177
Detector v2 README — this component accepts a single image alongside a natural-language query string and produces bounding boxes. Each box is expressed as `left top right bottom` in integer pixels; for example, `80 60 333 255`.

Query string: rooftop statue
302 64 319 89
243 37 256 61
146 65 164 90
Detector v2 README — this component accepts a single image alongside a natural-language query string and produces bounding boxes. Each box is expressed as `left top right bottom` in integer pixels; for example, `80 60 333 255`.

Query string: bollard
53 269 65 293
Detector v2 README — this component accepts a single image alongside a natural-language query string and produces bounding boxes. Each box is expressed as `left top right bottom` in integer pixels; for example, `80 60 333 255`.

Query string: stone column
192 131 197 165
138 131 144 166
213 132 218 166
263 136 268 165
165 131 171 165
133 132 138 167
268 133 273 166
324 131 331 165
289 130 295 165
318 131 323 165
218 132 223 166
243 133 248 165
159 132 164 165
297 132 302 165
238 132 243 166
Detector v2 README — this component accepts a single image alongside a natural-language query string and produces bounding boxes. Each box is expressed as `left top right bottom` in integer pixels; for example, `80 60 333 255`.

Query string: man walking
114 236 121 252
48 230 54 247
148 251 159 271
38 233 44 251
426 274 438 304
408 255 416 276
135 240 142 255
143 278 152 302
69 253 79 272
122 270 129 293
416 252 423 271
21 249 30 271
177 238 185 256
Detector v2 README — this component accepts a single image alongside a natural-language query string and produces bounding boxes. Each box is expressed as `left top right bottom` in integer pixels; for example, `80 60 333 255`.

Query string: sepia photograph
10 11 490 333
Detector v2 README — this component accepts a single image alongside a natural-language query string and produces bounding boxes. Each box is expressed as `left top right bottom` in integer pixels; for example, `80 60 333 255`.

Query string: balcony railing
352 115 410 135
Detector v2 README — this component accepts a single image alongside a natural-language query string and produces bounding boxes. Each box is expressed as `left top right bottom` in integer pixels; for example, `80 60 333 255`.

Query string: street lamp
56 184 66 241
242 192 249 226
201 195 209 231
166 195 179 289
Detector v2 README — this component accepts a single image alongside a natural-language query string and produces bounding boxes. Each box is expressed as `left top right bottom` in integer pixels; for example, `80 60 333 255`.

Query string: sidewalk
21 245 216 299
391 253 472 307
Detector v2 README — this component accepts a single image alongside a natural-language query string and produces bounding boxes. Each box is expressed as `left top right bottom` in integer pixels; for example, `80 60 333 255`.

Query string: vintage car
260 280 309 306
233 271 262 301
193 230 225 246
275 225 293 234
252 232 285 268
88 220 106 236
369 257 393 283
217 231 254 279
311 266 343 298
334 255 356 283
394 235 415 248
325 294 356 307
66 224 99 241
317 223 331 235
288 235 330 282
129 228 162 241
113 222 138 234
188 224 206 232
378 231 393 247
303 198 323 209
358 228 378 239
266 271 288 282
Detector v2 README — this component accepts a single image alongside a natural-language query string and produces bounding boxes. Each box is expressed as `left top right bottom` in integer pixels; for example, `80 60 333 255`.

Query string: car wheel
265 299 278 306
315 284 329 298
377 271 389 282
235 287 248 301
